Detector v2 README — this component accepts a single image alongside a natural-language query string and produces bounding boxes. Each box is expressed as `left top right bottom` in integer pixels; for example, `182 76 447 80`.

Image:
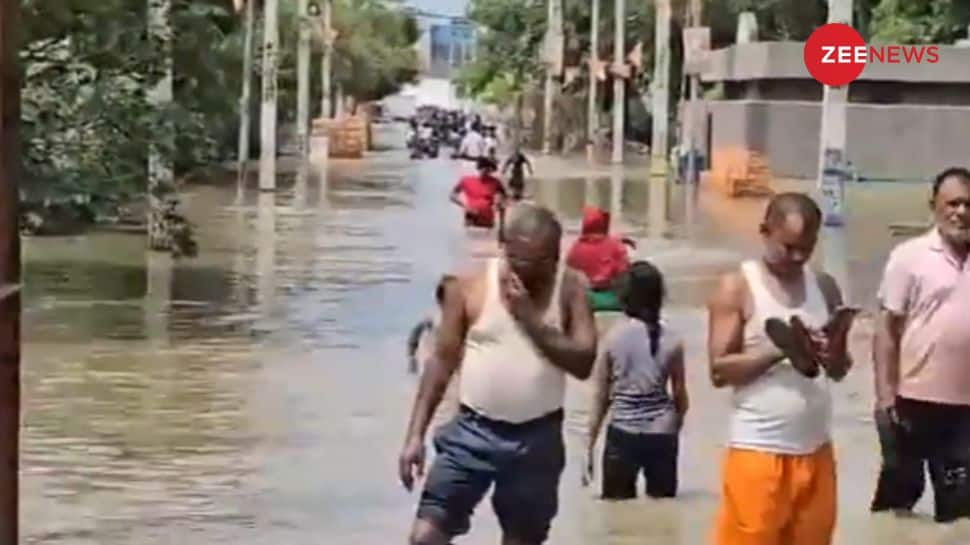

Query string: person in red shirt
567 206 632 311
450 157 506 229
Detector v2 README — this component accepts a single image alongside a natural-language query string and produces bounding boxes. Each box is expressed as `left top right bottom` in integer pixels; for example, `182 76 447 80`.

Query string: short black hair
763 192 822 227
932 167 970 198
505 203 562 242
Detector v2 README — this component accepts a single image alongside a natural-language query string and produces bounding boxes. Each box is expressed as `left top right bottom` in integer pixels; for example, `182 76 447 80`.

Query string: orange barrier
311 116 367 158
703 147 775 198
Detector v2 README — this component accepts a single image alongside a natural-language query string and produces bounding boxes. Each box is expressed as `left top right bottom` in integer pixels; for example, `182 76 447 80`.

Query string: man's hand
794 307 858 379
398 437 426 492
500 268 540 325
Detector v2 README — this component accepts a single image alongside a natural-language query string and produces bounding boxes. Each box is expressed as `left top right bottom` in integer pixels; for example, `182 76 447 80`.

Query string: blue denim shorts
416 405 565 543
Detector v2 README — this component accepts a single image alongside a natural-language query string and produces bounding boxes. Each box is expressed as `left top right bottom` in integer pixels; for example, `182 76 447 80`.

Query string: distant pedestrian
585 261 688 500
450 157 506 230
567 206 631 312
503 147 534 201
870 167 970 522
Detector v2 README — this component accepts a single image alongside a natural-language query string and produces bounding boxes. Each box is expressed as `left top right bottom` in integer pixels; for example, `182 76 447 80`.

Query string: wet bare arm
873 308 904 410
587 349 612 453
707 272 784 388
403 278 465 443
518 272 597 380
817 272 852 381
668 343 689 422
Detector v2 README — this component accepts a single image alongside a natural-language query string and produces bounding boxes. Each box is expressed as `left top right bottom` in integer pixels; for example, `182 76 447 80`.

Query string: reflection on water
20 149 962 544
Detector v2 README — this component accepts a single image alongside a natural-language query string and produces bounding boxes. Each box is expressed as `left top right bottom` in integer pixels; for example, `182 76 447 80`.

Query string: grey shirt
605 317 681 435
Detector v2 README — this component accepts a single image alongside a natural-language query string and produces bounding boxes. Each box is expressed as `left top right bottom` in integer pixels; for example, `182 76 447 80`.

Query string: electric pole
321 0 333 119
296 0 311 161
817 0 853 226
650 0 671 179
611 0 625 164
236 0 256 197
259 0 280 191
543 0 563 155
684 0 702 184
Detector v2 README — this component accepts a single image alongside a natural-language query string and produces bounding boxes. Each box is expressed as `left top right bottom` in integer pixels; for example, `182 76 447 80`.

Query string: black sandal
764 317 819 378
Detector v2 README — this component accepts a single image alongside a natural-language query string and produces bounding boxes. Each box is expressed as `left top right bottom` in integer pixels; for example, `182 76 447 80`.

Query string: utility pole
0 1 19 542
817 0 853 226
650 0 671 179
236 0 256 197
542 0 563 155
296 0 311 162
611 0 625 164
259 0 280 191
684 0 702 184
587 0 600 161
147 0 175 250
320 0 333 119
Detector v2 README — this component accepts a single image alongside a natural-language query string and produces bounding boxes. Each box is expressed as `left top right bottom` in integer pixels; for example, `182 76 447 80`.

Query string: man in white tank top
398 204 597 545
706 193 853 545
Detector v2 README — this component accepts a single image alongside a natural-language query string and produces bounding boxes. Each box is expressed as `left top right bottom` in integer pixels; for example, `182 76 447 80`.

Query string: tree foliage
20 0 418 218
869 0 970 44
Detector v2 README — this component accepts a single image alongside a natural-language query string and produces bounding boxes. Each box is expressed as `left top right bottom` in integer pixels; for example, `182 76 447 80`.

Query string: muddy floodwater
19 148 970 544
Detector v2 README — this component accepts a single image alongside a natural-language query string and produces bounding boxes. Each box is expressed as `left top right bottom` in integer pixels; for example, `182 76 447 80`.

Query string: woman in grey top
585 261 689 499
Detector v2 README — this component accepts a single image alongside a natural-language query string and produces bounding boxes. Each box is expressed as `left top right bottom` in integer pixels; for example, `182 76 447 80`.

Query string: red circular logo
803 23 866 86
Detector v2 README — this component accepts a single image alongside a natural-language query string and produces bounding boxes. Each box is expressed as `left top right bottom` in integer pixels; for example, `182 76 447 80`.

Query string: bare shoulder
708 270 749 312
448 266 488 319
563 267 590 296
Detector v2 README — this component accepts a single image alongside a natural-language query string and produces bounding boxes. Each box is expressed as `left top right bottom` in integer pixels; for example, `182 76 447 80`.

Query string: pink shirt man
878 228 970 405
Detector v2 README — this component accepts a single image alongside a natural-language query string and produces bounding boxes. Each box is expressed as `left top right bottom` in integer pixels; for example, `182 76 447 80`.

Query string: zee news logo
819 44 940 65
804 23 941 86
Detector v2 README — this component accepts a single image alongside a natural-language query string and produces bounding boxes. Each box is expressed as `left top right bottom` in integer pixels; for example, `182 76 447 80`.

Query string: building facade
699 42 970 180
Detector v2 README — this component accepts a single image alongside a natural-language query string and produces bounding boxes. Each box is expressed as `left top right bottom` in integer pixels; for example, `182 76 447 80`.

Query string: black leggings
601 426 678 500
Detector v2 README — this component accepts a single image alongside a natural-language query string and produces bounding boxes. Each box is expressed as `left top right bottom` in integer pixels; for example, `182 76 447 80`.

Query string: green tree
20 0 419 239
869 0 970 44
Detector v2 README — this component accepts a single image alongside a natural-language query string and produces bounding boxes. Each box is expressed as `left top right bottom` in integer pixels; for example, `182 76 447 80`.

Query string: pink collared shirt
878 229 970 406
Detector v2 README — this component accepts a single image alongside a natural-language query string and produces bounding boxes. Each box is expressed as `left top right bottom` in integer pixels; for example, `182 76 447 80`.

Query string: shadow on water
20 150 963 545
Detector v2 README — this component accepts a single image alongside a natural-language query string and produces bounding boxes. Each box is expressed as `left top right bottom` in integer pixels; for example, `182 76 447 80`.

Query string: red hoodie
566 206 630 290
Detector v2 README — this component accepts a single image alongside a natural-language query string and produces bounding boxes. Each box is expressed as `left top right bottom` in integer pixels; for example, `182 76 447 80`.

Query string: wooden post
817 0 853 226
0 1 20 542
650 0 671 178
611 0 625 164
236 0 256 198
587 0 600 160
259 0 280 191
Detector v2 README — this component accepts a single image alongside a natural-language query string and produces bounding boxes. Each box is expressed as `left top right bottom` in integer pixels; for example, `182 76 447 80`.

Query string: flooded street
18 147 970 545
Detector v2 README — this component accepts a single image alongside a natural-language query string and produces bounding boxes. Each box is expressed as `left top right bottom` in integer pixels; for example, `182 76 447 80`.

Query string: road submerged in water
19 148 970 544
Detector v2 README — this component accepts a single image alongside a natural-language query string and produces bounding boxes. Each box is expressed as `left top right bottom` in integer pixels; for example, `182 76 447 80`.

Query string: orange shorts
712 443 836 545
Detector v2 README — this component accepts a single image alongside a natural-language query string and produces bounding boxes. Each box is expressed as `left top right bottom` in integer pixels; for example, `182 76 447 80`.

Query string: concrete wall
702 42 970 83
708 100 970 180
724 80 970 106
